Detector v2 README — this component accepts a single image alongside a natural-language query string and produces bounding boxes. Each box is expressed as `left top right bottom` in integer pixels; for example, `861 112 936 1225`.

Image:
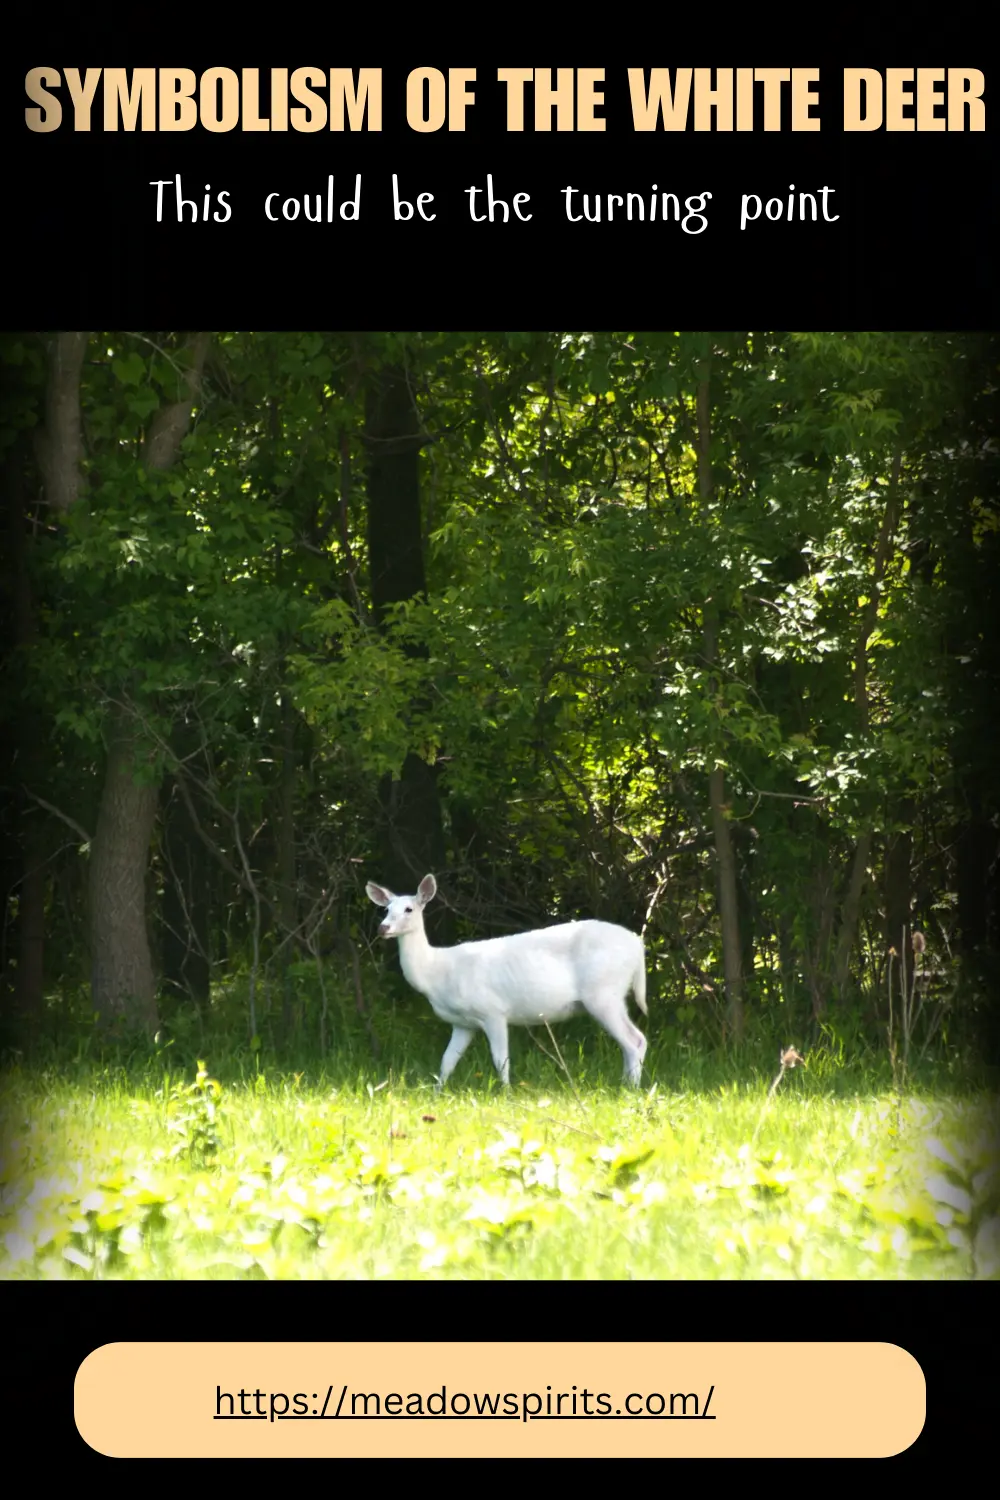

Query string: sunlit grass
1 1024 996 1280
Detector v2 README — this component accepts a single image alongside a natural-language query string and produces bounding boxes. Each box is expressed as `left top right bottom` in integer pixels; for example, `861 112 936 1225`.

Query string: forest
0 330 997 1280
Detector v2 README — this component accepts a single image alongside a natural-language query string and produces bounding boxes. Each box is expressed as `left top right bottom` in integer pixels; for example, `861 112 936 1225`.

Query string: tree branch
145 332 212 471
24 788 92 844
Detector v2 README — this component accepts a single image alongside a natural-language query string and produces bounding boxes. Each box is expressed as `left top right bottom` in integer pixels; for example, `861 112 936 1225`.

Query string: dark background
8 1282 995 1465
4 14 997 1470
6 44 998 328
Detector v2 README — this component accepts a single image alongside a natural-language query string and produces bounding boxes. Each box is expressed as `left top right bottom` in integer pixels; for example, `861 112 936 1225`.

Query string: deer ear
366 882 393 907
417 874 437 905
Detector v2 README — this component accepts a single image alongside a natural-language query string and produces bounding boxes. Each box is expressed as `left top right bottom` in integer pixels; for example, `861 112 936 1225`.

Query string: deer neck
396 922 438 989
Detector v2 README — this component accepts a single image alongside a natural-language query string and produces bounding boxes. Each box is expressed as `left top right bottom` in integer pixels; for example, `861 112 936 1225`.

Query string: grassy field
1 1011 997 1280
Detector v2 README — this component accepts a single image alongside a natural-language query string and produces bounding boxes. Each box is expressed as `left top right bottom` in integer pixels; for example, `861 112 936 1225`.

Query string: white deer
365 874 648 1090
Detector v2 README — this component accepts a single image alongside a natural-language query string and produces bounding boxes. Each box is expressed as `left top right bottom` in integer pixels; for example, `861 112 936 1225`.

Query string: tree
363 351 448 899
2 329 995 1058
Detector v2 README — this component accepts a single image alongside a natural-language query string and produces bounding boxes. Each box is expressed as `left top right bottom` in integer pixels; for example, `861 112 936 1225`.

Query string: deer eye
405 906 413 913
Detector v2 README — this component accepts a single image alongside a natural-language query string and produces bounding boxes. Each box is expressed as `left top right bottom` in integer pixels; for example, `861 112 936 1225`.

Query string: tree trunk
86 332 212 1030
384 753 448 893
14 816 47 1029
160 778 211 1005
364 360 449 922
4 437 47 1030
736 833 756 994
806 862 837 1021
956 783 990 958
277 697 300 1036
448 794 490 908
832 832 872 996
90 713 160 1030
709 766 744 1040
884 805 914 958
697 369 744 1040
776 906 799 1012
365 363 427 628
35 332 89 514
832 448 904 997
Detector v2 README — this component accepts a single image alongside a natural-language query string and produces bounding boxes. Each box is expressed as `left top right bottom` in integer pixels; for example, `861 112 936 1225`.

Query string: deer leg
480 1015 511 1087
437 1025 476 1090
586 996 647 1087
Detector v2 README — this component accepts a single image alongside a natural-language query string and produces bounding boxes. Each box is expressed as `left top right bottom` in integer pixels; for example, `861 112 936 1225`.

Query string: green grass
1 1009 996 1280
